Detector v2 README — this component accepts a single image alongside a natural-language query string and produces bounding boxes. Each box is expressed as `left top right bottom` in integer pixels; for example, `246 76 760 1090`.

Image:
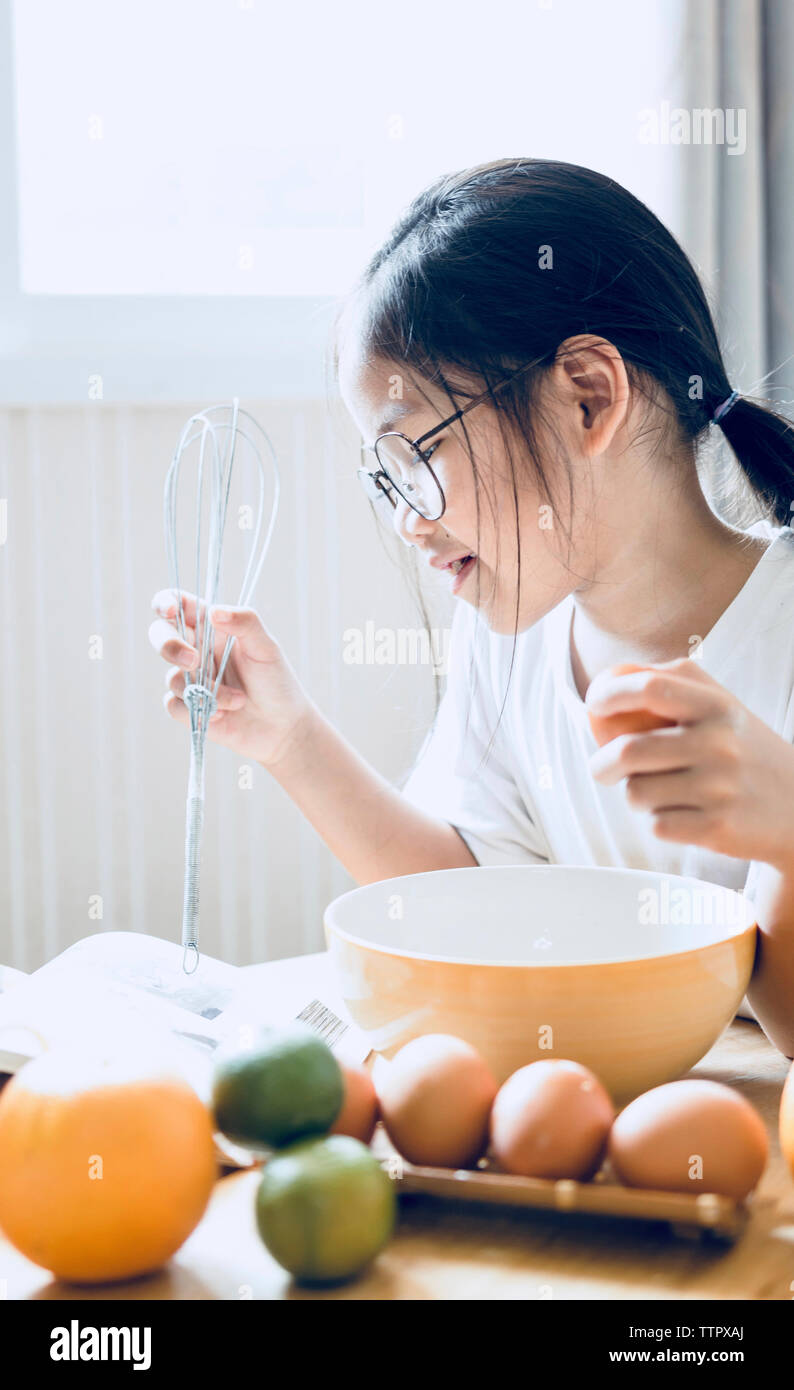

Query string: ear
552 335 629 454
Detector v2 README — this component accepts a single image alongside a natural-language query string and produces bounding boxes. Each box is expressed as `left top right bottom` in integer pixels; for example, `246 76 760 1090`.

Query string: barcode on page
295 998 348 1051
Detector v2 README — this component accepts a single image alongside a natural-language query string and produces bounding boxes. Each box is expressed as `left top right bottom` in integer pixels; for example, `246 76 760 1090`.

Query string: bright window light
12 0 682 296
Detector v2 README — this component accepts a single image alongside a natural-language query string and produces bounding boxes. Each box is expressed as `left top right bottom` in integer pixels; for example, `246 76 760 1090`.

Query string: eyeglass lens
373 434 444 519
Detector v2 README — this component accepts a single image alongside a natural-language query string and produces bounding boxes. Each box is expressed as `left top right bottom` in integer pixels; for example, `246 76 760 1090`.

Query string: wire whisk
164 398 280 973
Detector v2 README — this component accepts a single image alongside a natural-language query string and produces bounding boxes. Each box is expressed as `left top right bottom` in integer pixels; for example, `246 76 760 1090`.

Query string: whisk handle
182 791 204 959
181 727 210 974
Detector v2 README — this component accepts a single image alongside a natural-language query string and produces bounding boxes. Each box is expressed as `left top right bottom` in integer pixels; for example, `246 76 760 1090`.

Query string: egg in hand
587 662 676 747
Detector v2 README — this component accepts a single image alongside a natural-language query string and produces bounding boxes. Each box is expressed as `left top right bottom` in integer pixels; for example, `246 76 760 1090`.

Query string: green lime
256 1134 396 1284
211 1023 344 1149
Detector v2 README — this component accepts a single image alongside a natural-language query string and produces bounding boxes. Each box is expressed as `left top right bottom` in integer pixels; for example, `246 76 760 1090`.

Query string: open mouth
448 554 476 578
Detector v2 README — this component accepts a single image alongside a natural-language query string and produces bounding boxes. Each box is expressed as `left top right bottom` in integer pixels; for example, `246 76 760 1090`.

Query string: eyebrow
373 402 415 438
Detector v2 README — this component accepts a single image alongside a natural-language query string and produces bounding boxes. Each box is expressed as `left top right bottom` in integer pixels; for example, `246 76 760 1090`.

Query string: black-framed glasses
357 358 539 522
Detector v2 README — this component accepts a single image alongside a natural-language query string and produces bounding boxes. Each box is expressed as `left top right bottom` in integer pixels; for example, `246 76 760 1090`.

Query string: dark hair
330 157 794 764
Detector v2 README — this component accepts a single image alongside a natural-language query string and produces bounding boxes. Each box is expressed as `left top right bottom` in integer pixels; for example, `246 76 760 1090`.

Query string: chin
462 588 516 635
468 586 557 636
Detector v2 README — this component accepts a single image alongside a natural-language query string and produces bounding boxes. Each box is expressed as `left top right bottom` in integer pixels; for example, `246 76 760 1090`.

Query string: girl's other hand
585 657 794 874
148 589 316 769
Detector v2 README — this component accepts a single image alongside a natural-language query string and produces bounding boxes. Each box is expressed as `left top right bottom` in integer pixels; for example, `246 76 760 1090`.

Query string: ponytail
713 393 794 528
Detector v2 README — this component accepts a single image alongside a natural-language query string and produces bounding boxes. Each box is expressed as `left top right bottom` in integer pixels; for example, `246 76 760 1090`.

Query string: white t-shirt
400 520 794 1023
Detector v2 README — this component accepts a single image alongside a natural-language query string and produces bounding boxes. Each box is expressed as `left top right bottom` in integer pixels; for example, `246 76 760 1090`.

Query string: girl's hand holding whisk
149 588 317 770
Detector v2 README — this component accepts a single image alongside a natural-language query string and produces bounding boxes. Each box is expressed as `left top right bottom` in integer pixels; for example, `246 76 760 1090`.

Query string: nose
392 495 437 548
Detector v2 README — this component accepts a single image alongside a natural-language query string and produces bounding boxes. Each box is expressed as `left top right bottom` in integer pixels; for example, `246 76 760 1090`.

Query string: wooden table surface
2 953 794 1301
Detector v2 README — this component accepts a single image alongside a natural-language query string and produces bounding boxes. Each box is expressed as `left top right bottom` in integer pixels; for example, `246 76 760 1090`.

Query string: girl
149 158 794 1057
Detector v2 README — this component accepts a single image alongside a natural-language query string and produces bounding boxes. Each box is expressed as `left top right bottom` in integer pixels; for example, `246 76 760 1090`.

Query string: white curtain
676 0 794 522
0 402 443 972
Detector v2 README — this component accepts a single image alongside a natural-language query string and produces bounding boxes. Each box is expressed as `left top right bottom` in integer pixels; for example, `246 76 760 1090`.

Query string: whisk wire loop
164 398 280 974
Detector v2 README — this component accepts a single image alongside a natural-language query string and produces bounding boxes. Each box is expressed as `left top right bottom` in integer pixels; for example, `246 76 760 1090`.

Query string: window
2 0 684 400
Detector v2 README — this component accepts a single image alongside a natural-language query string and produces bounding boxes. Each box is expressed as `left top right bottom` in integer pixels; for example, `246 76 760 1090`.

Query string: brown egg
375 1034 498 1168
489 1059 615 1180
329 1062 379 1145
586 663 676 748
608 1079 768 1200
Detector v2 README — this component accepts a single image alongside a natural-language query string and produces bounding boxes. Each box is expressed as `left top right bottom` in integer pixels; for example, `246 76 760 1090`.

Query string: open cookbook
0 931 372 1170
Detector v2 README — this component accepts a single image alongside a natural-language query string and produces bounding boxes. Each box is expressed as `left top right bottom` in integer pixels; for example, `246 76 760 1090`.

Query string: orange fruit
780 1061 794 1183
0 1042 217 1283
587 662 676 747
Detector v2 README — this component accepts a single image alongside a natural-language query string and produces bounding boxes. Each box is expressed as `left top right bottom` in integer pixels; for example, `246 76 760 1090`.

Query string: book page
0 932 240 1074
0 933 371 1084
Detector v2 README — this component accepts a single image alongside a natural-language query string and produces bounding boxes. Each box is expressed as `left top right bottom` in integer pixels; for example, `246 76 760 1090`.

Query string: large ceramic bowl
324 864 757 1104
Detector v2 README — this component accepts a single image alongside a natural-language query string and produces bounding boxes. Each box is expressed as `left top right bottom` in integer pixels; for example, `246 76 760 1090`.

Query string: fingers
150 590 208 667
148 616 198 669
151 590 241 671
589 724 695 785
163 689 189 726
151 589 205 629
209 605 279 663
156 593 254 741
163 689 228 727
585 665 726 725
623 766 705 812
165 665 246 712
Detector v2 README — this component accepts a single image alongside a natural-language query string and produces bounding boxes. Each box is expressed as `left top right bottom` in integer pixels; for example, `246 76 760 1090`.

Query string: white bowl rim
323 863 757 969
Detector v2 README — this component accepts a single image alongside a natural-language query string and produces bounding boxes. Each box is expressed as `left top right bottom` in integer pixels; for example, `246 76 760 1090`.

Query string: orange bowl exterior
324 922 757 1107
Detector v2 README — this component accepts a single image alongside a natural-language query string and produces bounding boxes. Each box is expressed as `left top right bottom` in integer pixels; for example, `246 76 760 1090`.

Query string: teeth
449 555 473 575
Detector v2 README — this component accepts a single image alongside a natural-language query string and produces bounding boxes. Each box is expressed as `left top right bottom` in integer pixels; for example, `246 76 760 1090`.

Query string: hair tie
712 389 740 425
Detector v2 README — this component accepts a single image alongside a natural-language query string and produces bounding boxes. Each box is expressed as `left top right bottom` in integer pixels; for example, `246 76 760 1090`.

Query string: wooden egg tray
371 1128 749 1243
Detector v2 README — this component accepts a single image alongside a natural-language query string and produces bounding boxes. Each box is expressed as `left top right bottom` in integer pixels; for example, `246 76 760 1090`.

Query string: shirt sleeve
397 603 550 867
